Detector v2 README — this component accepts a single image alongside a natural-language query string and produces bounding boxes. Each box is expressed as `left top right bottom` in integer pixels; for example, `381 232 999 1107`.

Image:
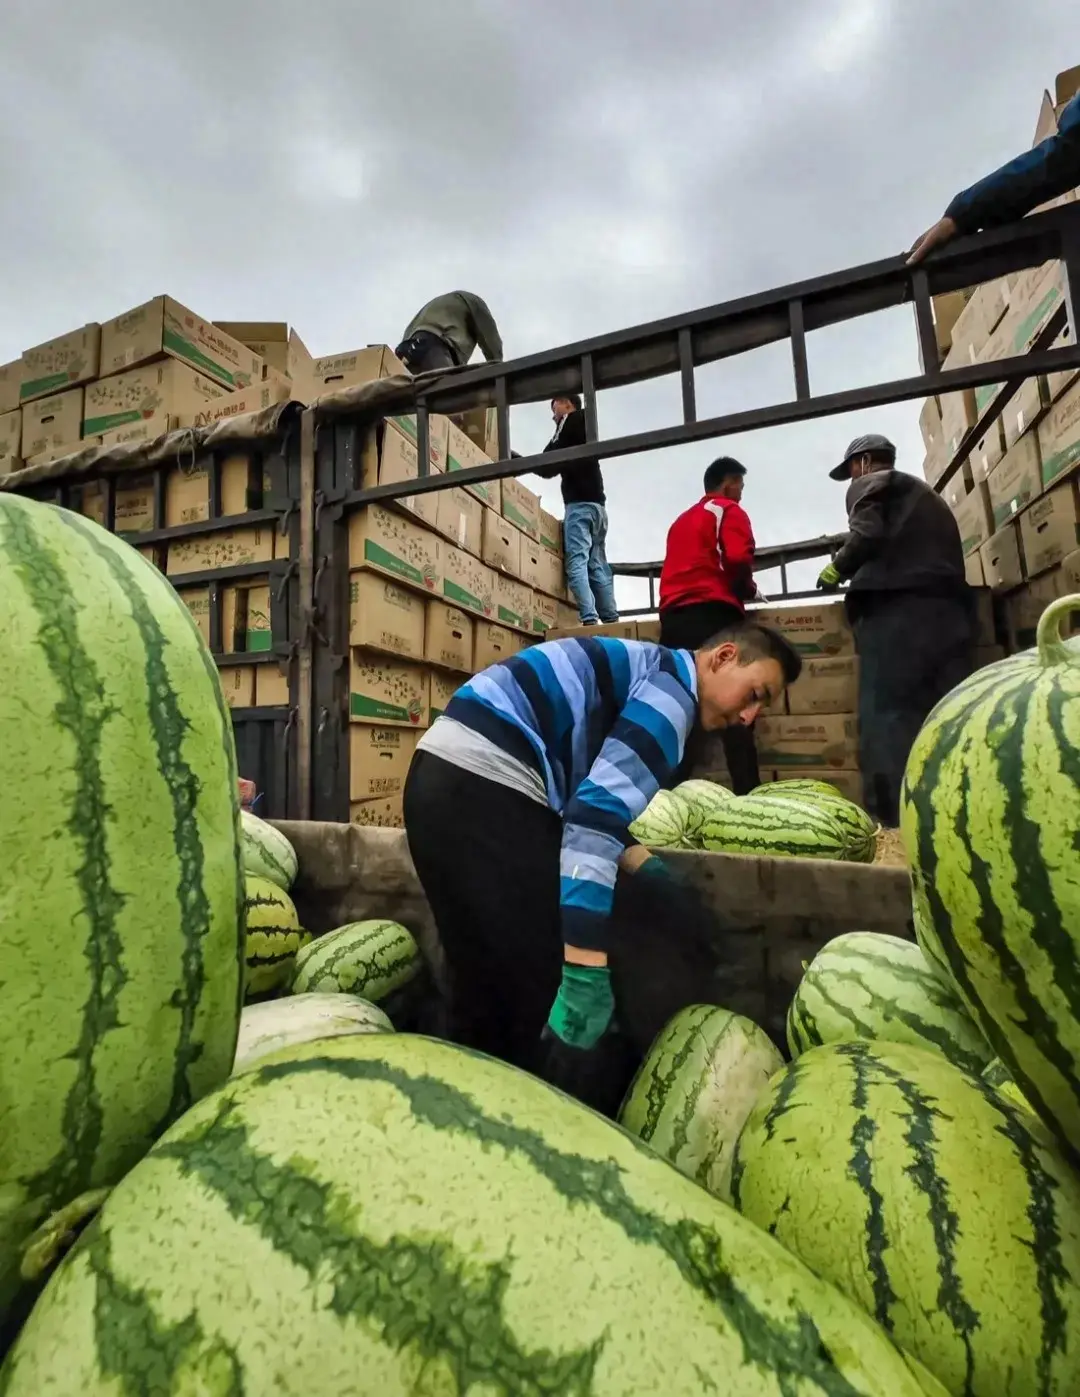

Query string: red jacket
659 494 756 612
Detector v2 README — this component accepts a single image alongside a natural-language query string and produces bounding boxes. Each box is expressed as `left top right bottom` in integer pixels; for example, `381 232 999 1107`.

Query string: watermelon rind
0 496 244 1326
754 783 878 863
619 1004 783 1201
786 931 992 1076
698 793 862 861
290 920 421 1003
750 778 845 802
628 789 694 848
900 593 1080 1161
244 876 309 998
730 1038 1080 1397
240 811 298 891
232 993 393 1076
0 1033 953 1394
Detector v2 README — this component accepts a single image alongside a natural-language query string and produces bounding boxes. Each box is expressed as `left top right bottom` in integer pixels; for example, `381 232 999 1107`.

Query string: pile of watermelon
5 492 1080 1393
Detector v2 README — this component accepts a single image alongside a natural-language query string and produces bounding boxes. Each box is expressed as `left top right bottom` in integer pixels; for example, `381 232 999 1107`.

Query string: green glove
816 562 842 591
546 963 615 1050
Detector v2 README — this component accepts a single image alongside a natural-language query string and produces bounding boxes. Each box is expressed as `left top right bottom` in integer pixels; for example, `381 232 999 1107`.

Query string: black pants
403 752 723 1087
849 590 974 827
659 600 761 794
395 330 457 375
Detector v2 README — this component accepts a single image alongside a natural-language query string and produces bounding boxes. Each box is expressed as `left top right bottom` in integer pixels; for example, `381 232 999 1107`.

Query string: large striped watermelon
627 788 694 848
900 594 1080 1160
699 793 861 861
730 1039 1080 1397
240 810 297 891
290 919 421 1003
1 1034 950 1394
786 932 993 1076
244 876 310 997
619 1004 783 1201
0 495 244 1325
750 778 845 801
753 783 878 863
232 994 392 1076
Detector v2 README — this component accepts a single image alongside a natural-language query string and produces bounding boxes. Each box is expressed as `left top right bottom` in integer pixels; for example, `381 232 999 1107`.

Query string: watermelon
699 793 862 861
730 1039 1080 1397
982 1057 1035 1114
244 876 309 997
619 1004 783 1201
627 789 694 848
0 495 244 1325
754 783 878 863
900 593 1080 1160
240 810 297 891
0 1033 951 1395
233 994 392 1076
291 919 421 1003
786 932 993 1076
750 778 845 801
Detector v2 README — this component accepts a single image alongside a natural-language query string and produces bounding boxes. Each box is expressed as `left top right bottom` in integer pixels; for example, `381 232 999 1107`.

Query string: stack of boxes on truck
918 65 1080 655
346 399 573 827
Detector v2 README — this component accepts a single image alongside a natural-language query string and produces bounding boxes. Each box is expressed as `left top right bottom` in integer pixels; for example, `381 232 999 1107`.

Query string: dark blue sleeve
945 92 1080 234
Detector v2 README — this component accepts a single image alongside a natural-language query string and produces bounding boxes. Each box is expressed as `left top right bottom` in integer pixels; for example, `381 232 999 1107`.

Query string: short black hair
703 456 747 493
866 449 896 467
697 622 802 686
553 392 582 411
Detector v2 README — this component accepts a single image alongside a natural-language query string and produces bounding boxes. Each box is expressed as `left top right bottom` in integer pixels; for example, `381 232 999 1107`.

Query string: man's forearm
946 103 1080 234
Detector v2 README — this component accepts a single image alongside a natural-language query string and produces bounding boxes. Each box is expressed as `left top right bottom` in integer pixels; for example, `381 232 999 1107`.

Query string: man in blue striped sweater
403 622 801 1111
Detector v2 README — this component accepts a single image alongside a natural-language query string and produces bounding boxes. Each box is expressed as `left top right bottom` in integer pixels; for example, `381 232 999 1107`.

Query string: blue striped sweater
443 636 698 952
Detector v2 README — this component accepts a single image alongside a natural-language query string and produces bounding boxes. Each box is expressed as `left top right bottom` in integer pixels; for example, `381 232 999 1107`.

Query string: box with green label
349 651 430 728
348 505 442 597
100 295 262 389
20 323 101 403
438 541 496 619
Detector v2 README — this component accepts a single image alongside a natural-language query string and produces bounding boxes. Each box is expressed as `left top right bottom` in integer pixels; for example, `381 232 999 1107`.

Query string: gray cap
830 433 897 481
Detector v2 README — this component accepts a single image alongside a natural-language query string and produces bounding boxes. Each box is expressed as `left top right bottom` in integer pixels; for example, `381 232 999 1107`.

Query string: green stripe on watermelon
240 811 297 891
290 920 421 1003
0 1034 951 1394
0 497 243 1326
699 794 861 861
900 596 1080 1162
787 932 992 1076
244 877 307 997
730 1038 1080 1397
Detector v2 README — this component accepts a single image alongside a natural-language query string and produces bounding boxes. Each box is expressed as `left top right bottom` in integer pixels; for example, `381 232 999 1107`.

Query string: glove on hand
546 962 615 1050
816 562 842 592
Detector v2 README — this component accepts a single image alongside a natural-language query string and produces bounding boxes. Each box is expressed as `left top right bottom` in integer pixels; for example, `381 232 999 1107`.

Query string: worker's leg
853 593 974 826
585 505 620 623
395 331 457 375
563 502 600 624
402 751 563 1070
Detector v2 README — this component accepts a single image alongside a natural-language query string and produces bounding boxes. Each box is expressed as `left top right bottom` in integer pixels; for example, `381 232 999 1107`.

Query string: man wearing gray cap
817 434 973 827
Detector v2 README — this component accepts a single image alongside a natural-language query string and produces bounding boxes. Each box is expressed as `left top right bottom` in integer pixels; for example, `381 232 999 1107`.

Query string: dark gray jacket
833 469 968 595
402 291 503 365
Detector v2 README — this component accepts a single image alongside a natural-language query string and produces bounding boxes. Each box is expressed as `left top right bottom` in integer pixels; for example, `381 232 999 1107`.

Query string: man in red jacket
659 457 761 791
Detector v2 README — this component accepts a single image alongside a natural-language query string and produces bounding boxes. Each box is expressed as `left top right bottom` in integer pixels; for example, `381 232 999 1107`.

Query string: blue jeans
563 502 618 624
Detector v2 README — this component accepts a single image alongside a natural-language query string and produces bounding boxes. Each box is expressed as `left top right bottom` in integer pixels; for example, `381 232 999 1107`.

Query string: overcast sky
1 0 1072 603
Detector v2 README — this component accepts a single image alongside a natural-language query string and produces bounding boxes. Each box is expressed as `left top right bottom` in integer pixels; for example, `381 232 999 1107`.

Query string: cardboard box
987 435 1042 528
752 601 855 656
971 587 996 647
100 296 262 388
349 651 430 728
474 622 526 671
219 666 255 708
948 280 1010 363
445 420 501 509
165 454 256 526
429 669 463 721
556 601 581 628
348 505 441 596
0 410 20 461
964 551 986 587
99 414 180 449
349 795 405 829
434 484 483 557
178 587 211 645
0 456 21 479
1003 569 1076 651
492 571 534 632
0 361 20 415
785 655 859 716
20 387 85 458
1048 324 1080 404
113 474 157 534
764 767 865 806
26 439 100 469
20 324 100 403
1066 547 1080 591
545 621 638 641
1037 379 1080 489
254 663 290 706
85 360 226 438
539 507 563 555
951 482 994 555
481 508 522 574
390 413 450 473
456 405 500 458
974 264 1066 416
349 725 419 802
372 418 442 528
979 522 1023 592
165 525 275 576
222 582 273 653
349 570 426 660
501 477 541 540
310 345 405 395
425 601 474 672
213 324 315 389
177 377 291 429
968 420 1006 483
922 442 948 488
439 542 497 619
918 397 944 455
1003 376 1046 452
531 591 559 636
1019 478 1080 577
520 537 565 597
754 713 860 770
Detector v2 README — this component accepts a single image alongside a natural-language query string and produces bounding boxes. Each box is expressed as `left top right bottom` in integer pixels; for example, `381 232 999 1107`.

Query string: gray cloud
1 0 1072 605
